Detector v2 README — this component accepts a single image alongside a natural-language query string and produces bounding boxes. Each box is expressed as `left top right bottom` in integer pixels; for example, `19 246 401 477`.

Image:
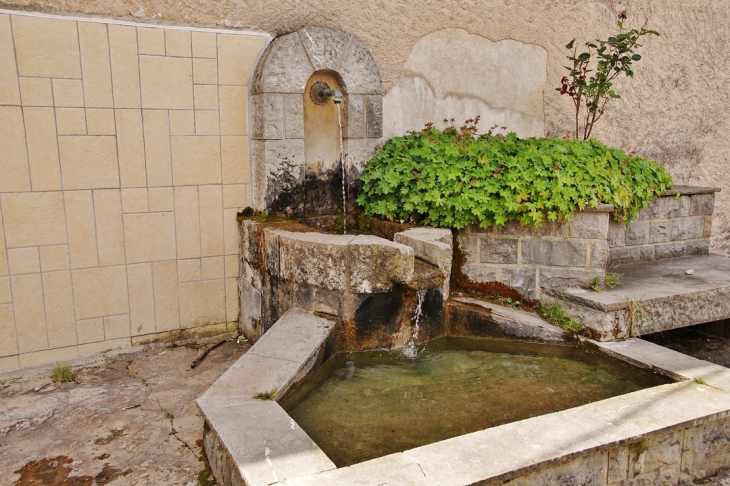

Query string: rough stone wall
608 187 716 266
458 207 612 300
1 0 727 250
0 9 268 371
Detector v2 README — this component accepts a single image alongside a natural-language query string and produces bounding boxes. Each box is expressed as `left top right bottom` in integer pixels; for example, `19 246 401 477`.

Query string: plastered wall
0 9 269 370
4 0 723 252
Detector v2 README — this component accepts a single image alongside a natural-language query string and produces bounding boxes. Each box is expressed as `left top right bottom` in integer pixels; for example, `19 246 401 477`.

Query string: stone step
545 255 730 340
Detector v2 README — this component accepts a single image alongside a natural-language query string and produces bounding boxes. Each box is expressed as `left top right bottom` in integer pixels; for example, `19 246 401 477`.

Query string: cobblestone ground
0 334 249 486
1 325 729 486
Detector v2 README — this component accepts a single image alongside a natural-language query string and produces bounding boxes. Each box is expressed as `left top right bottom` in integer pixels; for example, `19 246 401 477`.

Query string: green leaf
566 39 575 49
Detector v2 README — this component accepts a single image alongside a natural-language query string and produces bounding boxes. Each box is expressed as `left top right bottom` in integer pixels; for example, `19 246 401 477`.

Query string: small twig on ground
190 339 227 369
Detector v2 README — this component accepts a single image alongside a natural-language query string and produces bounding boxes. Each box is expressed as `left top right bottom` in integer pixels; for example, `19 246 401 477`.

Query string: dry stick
190 339 227 369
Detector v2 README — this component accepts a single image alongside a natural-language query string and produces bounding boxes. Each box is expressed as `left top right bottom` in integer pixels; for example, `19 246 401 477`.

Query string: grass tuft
253 389 278 400
51 363 75 383
539 304 582 332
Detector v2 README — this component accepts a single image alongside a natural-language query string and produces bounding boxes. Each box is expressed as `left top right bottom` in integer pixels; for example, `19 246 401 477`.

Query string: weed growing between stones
589 272 622 291
51 363 75 383
253 389 278 400
626 297 645 336
539 304 582 332
695 378 708 385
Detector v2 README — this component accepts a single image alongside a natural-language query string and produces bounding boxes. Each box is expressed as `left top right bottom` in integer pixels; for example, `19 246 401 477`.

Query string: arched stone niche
250 26 384 216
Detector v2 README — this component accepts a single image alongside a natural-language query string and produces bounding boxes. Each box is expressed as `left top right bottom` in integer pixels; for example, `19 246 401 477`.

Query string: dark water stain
94 428 125 446
94 464 130 485
13 456 93 486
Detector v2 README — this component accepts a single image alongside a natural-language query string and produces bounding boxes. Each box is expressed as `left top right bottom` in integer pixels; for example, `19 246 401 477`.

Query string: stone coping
551 255 730 312
661 185 721 196
199 304 730 486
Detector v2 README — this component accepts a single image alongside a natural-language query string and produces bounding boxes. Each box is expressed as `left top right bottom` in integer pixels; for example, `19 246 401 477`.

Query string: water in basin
281 337 671 467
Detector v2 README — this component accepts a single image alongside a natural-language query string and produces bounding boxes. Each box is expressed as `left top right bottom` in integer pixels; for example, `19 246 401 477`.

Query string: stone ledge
661 185 721 196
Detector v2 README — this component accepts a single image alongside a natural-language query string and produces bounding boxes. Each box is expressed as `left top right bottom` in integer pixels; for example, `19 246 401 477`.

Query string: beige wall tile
194 85 218 110
0 277 11 304
76 317 104 344
177 258 201 282
0 303 17 356
171 136 221 185
142 110 173 186
39 245 70 272
201 256 224 280
52 79 84 108
0 211 7 277
121 187 148 213
123 212 176 264
195 111 219 135
0 15 20 105
78 22 113 108
94 189 125 266
166 30 191 57
219 86 247 135
1 192 66 248
12 273 47 353
193 58 217 85
225 277 238 323
224 255 238 278
72 265 129 319
86 109 116 135
0 355 19 372
42 270 77 348
0 106 31 192
199 185 224 257
19 346 78 368
224 208 239 255
221 136 250 184
19 77 53 106
217 34 266 85
169 110 195 136
223 184 247 209
108 24 140 108
23 107 62 191
152 260 179 331
137 26 165 56
148 187 174 212
64 190 98 269
178 279 225 328
173 186 200 259
7 247 40 275
139 56 193 109
12 15 80 79
104 314 130 339
58 136 119 189
127 263 155 336
56 108 87 135
192 31 217 58
115 109 147 187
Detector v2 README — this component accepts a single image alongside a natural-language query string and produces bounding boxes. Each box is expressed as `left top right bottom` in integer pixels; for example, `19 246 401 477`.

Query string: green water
281 337 670 467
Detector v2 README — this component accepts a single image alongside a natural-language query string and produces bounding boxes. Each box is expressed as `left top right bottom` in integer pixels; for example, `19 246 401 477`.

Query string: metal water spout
310 81 343 104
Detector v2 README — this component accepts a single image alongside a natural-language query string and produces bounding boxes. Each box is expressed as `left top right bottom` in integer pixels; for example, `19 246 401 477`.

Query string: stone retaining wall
457 205 613 300
608 186 718 266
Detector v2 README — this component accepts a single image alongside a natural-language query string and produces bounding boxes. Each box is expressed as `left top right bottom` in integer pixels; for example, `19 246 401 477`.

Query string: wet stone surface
0 334 249 486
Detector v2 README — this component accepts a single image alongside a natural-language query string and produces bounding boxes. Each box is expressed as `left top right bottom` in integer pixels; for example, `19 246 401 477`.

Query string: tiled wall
0 9 269 370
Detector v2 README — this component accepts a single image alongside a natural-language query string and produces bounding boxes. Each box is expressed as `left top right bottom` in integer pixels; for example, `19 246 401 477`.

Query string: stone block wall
607 186 717 266
0 9 270 371
456 206 613 299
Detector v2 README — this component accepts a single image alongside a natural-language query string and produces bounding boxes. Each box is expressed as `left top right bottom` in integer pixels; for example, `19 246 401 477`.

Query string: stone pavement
0 333 248 485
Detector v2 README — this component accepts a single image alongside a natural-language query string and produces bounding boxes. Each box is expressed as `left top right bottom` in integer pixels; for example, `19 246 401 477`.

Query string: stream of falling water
402 289 426 359
336 104 346 235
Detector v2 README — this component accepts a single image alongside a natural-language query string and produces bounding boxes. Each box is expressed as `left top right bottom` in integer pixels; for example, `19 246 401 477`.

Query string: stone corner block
349 235 414 293
277 231 351 290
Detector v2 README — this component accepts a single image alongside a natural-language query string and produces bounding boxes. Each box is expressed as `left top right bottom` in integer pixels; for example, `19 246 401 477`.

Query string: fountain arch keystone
250 26 384 217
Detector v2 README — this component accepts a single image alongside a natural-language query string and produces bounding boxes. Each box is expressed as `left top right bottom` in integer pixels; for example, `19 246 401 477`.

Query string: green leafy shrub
356 121 672 229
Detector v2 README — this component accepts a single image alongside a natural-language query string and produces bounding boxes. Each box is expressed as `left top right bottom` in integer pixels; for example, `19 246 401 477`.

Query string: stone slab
554 255 730 312
595 339 730 392
452 297 566 342
202 307 335 401
199 399 335 485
